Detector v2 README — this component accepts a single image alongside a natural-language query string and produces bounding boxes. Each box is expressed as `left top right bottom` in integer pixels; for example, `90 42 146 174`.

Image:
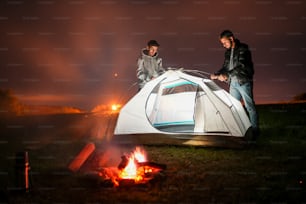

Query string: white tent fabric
114 70 251 138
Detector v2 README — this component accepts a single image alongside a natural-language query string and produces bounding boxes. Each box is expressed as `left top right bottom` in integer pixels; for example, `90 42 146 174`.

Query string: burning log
137 162 167 171
114 147 167 187
96 146 167 187
117 155 129 170
118 156 167 171
118 157 166 171
70 146 166 188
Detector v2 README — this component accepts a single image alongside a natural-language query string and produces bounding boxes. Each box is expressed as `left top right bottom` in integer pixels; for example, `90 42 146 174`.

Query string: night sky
1 0 305 110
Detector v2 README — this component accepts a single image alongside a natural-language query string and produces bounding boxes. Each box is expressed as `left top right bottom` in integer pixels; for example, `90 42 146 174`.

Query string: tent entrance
145 77 231 134
146 78 198 133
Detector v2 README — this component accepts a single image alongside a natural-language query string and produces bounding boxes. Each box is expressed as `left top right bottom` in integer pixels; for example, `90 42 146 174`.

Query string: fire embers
99 147 166 187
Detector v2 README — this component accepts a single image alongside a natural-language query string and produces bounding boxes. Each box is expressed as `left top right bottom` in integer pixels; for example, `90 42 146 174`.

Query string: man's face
147 45 158 56
220 37 233 49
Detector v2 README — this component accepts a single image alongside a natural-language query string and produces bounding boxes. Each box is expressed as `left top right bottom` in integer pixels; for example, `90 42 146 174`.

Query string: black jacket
216 39 254 85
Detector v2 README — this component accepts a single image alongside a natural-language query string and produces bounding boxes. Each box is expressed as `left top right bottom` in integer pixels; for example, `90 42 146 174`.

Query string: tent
113 69 252 148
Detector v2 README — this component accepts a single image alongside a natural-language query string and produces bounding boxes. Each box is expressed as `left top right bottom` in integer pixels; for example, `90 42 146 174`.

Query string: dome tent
113 69 252 148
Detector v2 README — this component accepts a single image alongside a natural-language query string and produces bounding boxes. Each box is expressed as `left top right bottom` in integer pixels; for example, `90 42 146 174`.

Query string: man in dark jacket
211 30 259 137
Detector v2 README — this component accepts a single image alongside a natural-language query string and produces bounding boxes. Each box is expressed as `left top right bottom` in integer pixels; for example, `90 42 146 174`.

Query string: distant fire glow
111 104 121 112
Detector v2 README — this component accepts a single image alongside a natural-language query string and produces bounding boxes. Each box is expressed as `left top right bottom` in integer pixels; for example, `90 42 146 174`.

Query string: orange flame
118 147 147 182
98 146 165 187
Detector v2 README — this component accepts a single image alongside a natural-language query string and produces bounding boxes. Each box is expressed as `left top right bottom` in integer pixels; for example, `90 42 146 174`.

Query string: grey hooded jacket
136 49 165 89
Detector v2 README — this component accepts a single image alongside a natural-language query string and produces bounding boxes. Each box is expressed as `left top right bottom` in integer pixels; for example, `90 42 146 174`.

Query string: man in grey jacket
136 40 165 90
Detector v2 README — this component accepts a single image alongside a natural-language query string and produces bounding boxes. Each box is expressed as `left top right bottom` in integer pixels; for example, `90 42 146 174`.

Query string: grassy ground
0 103 305 203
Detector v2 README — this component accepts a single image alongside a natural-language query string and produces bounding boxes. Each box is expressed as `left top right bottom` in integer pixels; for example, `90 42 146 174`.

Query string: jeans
230 80 258 129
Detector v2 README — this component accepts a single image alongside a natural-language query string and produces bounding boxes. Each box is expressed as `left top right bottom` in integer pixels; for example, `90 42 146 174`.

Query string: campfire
97 146 166 187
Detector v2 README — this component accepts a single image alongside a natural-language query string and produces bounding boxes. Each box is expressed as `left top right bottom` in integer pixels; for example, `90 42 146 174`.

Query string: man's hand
210 74 228 82
218 74 228 82
210 74 218 80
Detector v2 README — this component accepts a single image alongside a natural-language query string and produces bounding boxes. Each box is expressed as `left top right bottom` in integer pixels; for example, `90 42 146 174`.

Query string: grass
0 103 305 203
